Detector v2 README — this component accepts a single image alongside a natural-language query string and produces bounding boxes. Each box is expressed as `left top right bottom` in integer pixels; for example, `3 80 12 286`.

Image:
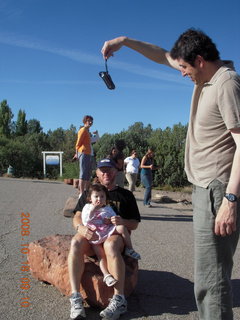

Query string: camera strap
105 59 109 73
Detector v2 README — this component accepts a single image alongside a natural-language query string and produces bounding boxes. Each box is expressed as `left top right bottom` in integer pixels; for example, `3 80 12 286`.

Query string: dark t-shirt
74 186 141 222
112 151 124 171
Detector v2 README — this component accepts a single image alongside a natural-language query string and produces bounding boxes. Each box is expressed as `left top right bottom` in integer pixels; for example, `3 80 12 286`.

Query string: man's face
178 57 204 85
96 167 117 188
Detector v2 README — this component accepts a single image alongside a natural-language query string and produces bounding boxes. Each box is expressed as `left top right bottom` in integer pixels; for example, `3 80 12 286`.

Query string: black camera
99 60 115 90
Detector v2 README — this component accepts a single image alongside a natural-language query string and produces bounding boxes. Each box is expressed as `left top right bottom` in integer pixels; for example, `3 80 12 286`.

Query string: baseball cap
97 158 116 168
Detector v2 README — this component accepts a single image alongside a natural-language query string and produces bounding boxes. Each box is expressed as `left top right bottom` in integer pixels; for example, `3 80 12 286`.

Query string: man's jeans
192 180 240 320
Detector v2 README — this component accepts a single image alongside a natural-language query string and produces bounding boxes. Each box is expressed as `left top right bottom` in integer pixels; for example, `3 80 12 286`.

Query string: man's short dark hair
170 28 220 66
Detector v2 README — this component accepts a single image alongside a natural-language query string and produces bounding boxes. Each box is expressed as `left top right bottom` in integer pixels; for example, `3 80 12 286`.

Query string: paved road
0 177 239 320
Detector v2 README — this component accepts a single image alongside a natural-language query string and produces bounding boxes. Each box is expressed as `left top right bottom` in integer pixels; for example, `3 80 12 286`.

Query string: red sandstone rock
28 234 138 308
63 196 78 217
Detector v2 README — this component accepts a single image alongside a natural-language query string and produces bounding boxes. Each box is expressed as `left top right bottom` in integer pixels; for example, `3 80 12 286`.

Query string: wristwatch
224 193 238 202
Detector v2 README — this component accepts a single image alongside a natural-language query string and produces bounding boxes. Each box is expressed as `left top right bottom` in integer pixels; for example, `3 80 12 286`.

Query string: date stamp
20 212 31 308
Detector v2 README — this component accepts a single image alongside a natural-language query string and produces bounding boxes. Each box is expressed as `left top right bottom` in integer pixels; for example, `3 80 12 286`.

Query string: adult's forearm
102 36 179 70
73 211 83 229
123 219 139 231
226 131 240 196
214 131 240 236
226 147 240 196
123 37 170 65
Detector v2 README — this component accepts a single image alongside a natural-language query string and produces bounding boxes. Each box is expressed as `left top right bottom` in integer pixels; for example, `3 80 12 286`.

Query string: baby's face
90 190 106 206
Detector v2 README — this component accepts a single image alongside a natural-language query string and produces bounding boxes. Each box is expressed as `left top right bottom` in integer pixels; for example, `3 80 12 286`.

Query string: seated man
68 158 141 320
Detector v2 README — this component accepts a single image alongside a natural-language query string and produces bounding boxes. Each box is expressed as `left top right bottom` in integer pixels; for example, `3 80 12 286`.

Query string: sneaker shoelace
73 297 83 310
106 297 121 313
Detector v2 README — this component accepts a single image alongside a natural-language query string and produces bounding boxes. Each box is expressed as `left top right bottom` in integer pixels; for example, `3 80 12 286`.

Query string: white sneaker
144 203 152 208
100 295 127 319
70 293 86 319
103 274 118 287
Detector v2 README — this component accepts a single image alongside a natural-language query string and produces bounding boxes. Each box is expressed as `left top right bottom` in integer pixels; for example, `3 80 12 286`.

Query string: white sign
42 151 64 177
46 155 60 165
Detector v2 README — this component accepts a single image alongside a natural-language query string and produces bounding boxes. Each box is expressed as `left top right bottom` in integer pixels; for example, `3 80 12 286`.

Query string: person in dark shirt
108 146 125 188
68 158 141 320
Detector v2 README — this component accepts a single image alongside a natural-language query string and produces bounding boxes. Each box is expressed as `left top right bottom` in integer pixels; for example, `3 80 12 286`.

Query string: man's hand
101 37 125 60
110 215 123 226
214 199 237 236
78 225 98 241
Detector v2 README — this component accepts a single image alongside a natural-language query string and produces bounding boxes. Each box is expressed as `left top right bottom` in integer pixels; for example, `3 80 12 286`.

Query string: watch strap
224 193 238 202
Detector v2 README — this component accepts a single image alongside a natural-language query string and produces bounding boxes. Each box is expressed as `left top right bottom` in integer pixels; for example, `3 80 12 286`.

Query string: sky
0 0 240 136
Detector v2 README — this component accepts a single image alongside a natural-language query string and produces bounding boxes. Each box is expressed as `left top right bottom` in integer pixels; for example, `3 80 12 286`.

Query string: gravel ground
0 177 239 320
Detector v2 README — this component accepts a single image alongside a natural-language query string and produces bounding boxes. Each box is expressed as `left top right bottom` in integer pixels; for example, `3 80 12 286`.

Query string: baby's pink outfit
81 203 116 244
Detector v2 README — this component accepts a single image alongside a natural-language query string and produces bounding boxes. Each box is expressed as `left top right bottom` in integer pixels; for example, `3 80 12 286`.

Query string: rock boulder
63 196 78 218
28 234 138 308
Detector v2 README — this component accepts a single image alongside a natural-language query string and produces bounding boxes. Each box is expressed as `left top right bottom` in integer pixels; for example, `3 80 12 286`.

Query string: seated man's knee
104 235 124 257
115 225 125 234
70 234 89 255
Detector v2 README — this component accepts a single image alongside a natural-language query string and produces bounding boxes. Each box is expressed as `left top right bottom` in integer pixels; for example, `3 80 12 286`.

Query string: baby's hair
87 184 109 202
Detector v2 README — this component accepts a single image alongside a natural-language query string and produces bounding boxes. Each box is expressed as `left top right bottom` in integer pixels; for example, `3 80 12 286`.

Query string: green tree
123 122 152 157
0 129 51 178
62 124 77 161
15 109 28 136
27 119 42 134
94 133 115 160
48 127 66 151
0 135 10 174
0 100 13 137
148 123 188 187
0 111 190 186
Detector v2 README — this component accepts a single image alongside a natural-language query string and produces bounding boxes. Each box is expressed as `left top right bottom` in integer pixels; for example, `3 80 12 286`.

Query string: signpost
42 151 63 178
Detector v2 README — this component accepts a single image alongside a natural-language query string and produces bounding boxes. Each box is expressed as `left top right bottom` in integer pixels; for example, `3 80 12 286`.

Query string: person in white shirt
124 150 140 192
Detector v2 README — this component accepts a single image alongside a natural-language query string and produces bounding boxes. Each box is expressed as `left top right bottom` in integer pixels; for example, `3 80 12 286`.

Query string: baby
81 183 141 286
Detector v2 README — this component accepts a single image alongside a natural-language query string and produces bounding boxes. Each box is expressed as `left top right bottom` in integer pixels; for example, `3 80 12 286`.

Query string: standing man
73 115 94 197
101 29 240 320
68 158 141 320
124 150 140 192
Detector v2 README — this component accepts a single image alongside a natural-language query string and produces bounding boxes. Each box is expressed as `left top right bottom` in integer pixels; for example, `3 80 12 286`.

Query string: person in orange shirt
74 115 94 196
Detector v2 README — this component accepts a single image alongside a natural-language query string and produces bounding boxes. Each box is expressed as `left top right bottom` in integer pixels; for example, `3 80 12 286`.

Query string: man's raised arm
101 36 180 70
